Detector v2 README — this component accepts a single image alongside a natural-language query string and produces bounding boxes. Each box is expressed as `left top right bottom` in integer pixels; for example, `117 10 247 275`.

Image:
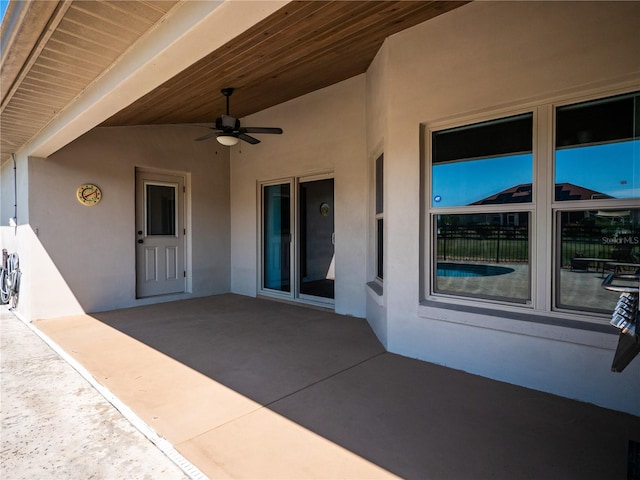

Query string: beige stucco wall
371 1 640 414
364 42 389 345
24 125 230 318
230 75 367 317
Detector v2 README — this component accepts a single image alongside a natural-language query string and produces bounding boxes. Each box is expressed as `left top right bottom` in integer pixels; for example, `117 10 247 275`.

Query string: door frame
258 171 335 308
135 167 189 298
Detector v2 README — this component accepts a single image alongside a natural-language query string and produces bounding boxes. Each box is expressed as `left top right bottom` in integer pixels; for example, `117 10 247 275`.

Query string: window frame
550 90 640 317
426 107 538 309
423 86 640 322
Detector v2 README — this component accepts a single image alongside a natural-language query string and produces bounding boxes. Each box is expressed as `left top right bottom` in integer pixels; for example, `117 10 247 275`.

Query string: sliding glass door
260 175 335 305
299 178 334 300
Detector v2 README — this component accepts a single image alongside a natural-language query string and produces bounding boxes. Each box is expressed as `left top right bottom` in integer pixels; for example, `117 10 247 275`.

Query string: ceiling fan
195 88 283 146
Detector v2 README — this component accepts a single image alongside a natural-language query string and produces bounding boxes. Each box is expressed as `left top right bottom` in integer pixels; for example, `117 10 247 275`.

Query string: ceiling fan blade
238 133 260 144
195 132 221 141
243 127 283 134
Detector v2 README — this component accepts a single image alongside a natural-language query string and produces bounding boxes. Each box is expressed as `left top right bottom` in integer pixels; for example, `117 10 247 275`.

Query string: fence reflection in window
557 208 640 314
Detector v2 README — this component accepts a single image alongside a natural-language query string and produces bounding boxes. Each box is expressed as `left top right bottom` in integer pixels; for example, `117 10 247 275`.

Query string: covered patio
34 294 639 479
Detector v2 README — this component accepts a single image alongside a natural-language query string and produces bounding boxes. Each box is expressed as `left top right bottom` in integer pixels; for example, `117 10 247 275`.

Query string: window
146 184 176 236
375 154 384 280
426 90 639 317
554 91 640 314
555 92 639 201
434 212 530 303
431 114 533 303
432 113 533 208
557 208 640 314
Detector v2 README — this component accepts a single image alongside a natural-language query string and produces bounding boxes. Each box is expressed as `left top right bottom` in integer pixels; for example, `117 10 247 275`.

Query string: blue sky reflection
432 140 639 207
0 1 8 24
432 154 531 207
556 140 639 199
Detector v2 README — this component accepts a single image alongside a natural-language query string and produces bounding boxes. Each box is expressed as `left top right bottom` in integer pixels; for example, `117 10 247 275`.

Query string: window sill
366 281 384 306
419 298 618 350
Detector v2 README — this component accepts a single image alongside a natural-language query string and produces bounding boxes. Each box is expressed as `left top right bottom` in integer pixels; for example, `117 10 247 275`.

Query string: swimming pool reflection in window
434 213 530 303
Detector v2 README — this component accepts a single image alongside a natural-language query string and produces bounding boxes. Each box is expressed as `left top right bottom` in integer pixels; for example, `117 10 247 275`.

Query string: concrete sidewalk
1 307 191 480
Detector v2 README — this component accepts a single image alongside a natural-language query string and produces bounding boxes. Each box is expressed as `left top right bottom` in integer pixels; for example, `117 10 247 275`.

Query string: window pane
377 218 383 279
432 114 533 207
146 184 175 236
434 213 530 303
375 154 384 214
299 179 334 299
555 92 639 201
557 208 640 313
263 184 291 292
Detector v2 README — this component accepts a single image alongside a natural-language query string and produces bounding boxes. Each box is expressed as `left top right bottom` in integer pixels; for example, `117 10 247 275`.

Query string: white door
136 171 185 298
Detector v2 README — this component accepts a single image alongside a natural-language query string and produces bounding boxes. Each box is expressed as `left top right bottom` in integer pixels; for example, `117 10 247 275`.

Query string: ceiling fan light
216 135 239 146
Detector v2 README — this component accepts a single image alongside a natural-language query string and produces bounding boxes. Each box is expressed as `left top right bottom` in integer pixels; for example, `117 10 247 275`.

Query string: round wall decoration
76 184 102 206
320 202 330 216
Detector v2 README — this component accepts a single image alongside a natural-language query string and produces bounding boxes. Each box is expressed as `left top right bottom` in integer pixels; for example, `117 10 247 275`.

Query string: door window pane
557 208 640 313
263 184 291 292
432 114 533 207
146 184 176 236
555 92 640 201
434 213 530 303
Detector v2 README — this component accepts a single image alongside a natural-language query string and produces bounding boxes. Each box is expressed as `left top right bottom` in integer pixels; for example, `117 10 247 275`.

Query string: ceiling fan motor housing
216 114 240 131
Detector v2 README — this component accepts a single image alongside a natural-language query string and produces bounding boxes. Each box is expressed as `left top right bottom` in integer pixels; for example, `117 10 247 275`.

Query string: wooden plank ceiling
103 1 468 126
1 0 468 162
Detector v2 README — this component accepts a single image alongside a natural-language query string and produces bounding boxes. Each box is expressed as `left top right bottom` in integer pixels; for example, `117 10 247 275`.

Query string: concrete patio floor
28 294 640 479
